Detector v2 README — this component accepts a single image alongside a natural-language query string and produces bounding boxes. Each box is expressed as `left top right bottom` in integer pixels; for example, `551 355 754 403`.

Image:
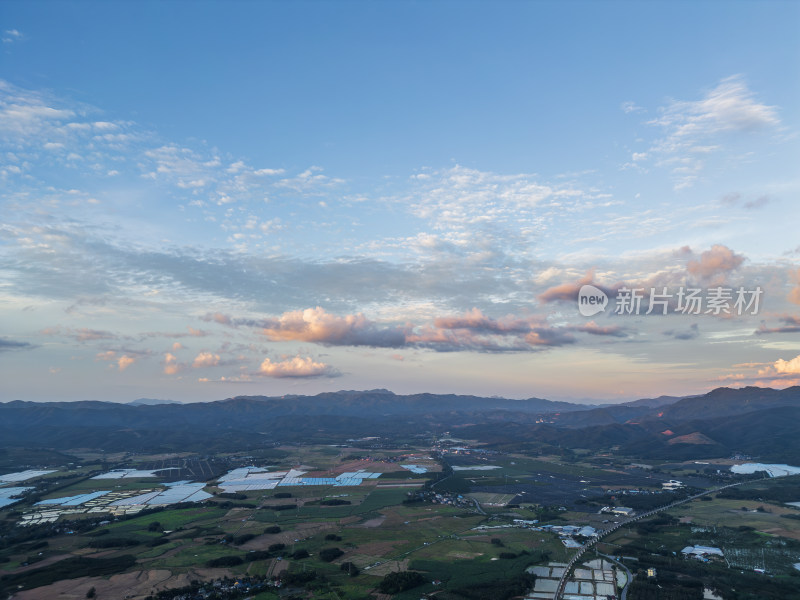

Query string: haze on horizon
1 1 799 403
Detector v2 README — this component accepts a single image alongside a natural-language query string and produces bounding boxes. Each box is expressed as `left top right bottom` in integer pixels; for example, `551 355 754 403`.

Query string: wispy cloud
636 76 781 189
2 29 23 44
756 315 800 334
0 337 33 352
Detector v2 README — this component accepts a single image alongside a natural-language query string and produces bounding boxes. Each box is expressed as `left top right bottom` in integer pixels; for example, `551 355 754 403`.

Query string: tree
378 571 426 594
319 547 344 562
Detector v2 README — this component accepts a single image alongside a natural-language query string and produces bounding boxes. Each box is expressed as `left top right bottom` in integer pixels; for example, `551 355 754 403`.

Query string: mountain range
0 386 797 462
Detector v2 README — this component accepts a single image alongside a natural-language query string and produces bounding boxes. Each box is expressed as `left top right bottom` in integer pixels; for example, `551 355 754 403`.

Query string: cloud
40 326 116 342
192 352 220 368
164 353 181 375
0 337 33 352
257 355 339 378
275 166 344 195
409 308 580 352
261 307 406 347
2 29 23 44
0 82 76 139
686 244 744 282
644 76 780 188
651 75 779 142
743 196 770 210
538 270 602 304
772 355 800 376
621 101 644 114
573 321 628 338
756 315 800 334
433 307 532 335
789 269 800 306
663 323 700 340
720 192 770 210
210 305 625 354
117 355 135 371
403 165 598 238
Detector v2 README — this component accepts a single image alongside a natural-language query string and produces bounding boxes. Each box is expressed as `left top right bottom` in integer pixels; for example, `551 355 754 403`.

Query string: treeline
717 482 800 504
450 572 536 600
205 543 309 567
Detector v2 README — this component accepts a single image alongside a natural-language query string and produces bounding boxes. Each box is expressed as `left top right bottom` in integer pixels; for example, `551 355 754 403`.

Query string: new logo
578 285 608 317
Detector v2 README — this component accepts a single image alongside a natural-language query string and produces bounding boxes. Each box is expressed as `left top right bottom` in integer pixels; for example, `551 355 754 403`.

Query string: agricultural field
0 447 585 599
2 443 799 599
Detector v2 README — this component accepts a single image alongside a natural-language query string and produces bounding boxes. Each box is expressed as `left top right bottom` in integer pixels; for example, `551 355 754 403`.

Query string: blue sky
1 1 799 402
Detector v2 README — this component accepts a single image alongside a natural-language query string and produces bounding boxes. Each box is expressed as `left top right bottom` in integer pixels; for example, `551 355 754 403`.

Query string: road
598 552 632 600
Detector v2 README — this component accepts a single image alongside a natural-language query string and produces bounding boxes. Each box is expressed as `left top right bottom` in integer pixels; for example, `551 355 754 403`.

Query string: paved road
598 552 632 600
471 497 487 516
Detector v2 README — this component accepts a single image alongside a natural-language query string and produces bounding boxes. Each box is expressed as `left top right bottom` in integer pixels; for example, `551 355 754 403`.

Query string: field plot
445 454 678 511
0 486 33 508
724 546 799 573
136 457 225 481
467 492 516 506
92 468 168 479
37 490 110 506
216 466 382 492
0 470 56 483
666 498 800 540
110 482 212 506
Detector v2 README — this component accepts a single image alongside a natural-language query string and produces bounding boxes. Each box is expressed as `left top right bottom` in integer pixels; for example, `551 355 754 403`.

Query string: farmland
1 439 799 599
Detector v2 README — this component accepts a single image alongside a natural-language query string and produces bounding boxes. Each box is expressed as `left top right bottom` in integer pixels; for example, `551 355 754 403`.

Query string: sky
1 0 799 403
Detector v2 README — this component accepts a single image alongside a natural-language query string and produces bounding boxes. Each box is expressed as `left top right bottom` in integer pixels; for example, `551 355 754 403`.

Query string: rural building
611 506 634 516
662 479 685 490
681 545 724 558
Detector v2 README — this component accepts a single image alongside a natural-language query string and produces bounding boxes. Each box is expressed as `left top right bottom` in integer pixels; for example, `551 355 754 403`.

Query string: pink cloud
687 244 744 282
789 268 800 306
41 326 116 342
192 352 220 368
756 314 800 334
164 353 181 375
117 355 135 371
257 355 338 378
261 307 405 347
573 321 628 337
538 270 596 304
409 308 578 351
773 354 800 375
433 307 532 334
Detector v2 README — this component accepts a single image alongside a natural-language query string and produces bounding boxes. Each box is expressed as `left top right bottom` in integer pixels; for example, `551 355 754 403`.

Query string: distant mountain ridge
0 386 797 461
127 398 182 406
